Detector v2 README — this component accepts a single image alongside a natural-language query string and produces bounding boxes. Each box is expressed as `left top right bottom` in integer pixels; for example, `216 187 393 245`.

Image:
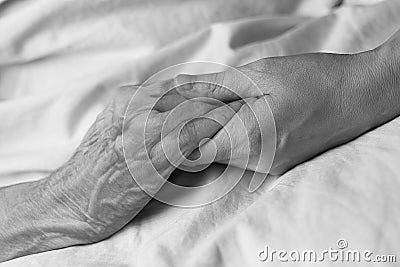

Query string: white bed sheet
1 0 400 266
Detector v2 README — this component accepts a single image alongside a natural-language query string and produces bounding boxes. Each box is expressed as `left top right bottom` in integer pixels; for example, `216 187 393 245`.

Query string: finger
153 93 187 112
126 78 181 115
150 100 244 171
200 96 275 175
158 97 224 136
153 74 231 112
189 98 261 167
178 100 244 155
173 69 263 102
149 78 221 113
149 79 189 112
142 66 264 113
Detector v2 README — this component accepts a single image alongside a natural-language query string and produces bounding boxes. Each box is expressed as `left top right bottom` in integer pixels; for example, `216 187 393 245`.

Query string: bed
1 0 399 266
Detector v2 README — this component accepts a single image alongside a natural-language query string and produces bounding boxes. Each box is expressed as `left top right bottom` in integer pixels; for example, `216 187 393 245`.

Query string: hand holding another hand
3 29 400 262
0 76 246 261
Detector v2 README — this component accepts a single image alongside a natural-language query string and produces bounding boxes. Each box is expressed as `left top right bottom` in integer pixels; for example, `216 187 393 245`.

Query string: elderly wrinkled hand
0 79 245 261
2 30 400 263
54 80 250 236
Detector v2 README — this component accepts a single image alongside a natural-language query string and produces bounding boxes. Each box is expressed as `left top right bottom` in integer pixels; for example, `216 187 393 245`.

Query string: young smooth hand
186 31 400 175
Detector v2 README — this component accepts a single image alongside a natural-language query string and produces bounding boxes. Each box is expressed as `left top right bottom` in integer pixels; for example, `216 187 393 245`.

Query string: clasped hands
6 44 397 261
48 55 354 241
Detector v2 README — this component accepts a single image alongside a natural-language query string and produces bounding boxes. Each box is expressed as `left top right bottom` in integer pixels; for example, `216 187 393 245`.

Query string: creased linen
1 0 400 266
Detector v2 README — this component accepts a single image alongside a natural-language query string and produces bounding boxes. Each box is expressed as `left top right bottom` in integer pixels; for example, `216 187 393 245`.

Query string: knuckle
175 74 195 91
207 72 227 96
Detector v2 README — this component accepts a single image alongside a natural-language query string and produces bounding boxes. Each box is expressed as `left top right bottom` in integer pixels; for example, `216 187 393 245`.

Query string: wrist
0 179 97 262
46 138 125 239
346 41 400 128
48 123 150 240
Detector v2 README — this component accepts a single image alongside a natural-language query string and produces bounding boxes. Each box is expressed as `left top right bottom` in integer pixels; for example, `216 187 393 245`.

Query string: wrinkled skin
2 30 399 262
45 79 246 241
0 79 247 261
53 42 396 241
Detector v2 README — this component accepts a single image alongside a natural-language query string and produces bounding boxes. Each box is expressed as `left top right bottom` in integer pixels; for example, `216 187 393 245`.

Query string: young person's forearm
343 35 400 136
